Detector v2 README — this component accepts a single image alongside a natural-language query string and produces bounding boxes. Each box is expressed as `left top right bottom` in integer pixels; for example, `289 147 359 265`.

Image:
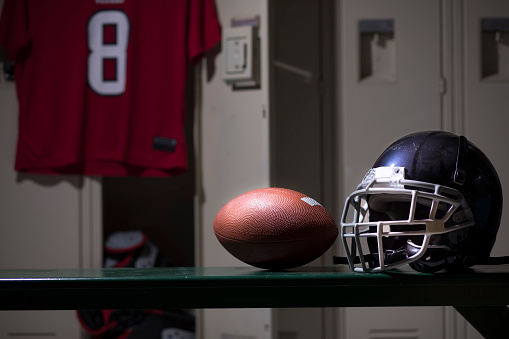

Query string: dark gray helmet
339 131 503 273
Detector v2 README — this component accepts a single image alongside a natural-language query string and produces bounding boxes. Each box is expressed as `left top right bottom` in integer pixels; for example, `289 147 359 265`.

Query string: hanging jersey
0 0 221 176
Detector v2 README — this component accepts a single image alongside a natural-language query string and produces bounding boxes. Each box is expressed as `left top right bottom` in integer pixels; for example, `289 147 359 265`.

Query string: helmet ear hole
406 239 451 273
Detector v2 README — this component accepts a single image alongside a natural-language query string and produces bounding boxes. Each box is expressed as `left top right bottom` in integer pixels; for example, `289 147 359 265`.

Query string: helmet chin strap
333 254 378 267
333 249 509 271
332 248 407 268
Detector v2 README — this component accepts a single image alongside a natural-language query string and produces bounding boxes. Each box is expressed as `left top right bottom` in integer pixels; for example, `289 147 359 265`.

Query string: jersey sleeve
0 0 30 61
188 0 221 63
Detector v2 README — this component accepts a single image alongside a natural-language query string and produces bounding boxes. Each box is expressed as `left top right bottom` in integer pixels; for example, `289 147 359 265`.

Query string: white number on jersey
87 10 130 96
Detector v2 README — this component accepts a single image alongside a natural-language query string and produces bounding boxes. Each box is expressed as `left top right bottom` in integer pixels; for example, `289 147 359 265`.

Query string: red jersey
0 0 220 176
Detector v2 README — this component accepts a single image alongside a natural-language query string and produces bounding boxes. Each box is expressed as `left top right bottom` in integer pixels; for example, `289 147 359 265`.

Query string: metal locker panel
338 1 445 338
0 65 81 271
461 6 509 335
0 311 80 339
345 307 445 339
199 0 273 338
0 60 83 338
463 0 509 259
340 0 442 196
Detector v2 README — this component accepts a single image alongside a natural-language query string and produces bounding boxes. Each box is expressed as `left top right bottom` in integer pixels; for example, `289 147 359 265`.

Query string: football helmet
339 131 503 273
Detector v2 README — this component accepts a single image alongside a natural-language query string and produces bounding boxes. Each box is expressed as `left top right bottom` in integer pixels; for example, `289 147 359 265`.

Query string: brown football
213 187 338 269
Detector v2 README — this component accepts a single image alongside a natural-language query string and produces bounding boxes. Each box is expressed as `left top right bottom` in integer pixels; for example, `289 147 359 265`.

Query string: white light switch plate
222 26 256 83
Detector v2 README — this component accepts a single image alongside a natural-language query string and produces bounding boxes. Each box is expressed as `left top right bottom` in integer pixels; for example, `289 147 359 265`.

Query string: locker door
340 0 443 195
270 1 336 337
345 307 444 339
338 1 445 338
463 0 509 259
460 1 509 338
0 62 84 337
198 0 273 338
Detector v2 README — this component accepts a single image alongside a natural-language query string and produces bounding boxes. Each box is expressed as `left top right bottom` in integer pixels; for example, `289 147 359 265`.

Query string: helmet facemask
340 166 475 273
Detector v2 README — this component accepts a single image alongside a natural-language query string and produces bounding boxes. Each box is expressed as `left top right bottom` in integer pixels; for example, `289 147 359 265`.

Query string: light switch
222 26 259 88
226 38 246 73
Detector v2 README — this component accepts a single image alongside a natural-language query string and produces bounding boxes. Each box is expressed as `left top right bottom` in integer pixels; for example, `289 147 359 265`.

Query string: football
213 188 338 269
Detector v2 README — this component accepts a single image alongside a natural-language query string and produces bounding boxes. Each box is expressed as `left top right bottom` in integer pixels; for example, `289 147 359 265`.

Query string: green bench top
0 265 508 310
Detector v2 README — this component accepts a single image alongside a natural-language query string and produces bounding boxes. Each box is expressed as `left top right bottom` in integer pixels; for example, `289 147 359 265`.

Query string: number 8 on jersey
87 10 129 96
